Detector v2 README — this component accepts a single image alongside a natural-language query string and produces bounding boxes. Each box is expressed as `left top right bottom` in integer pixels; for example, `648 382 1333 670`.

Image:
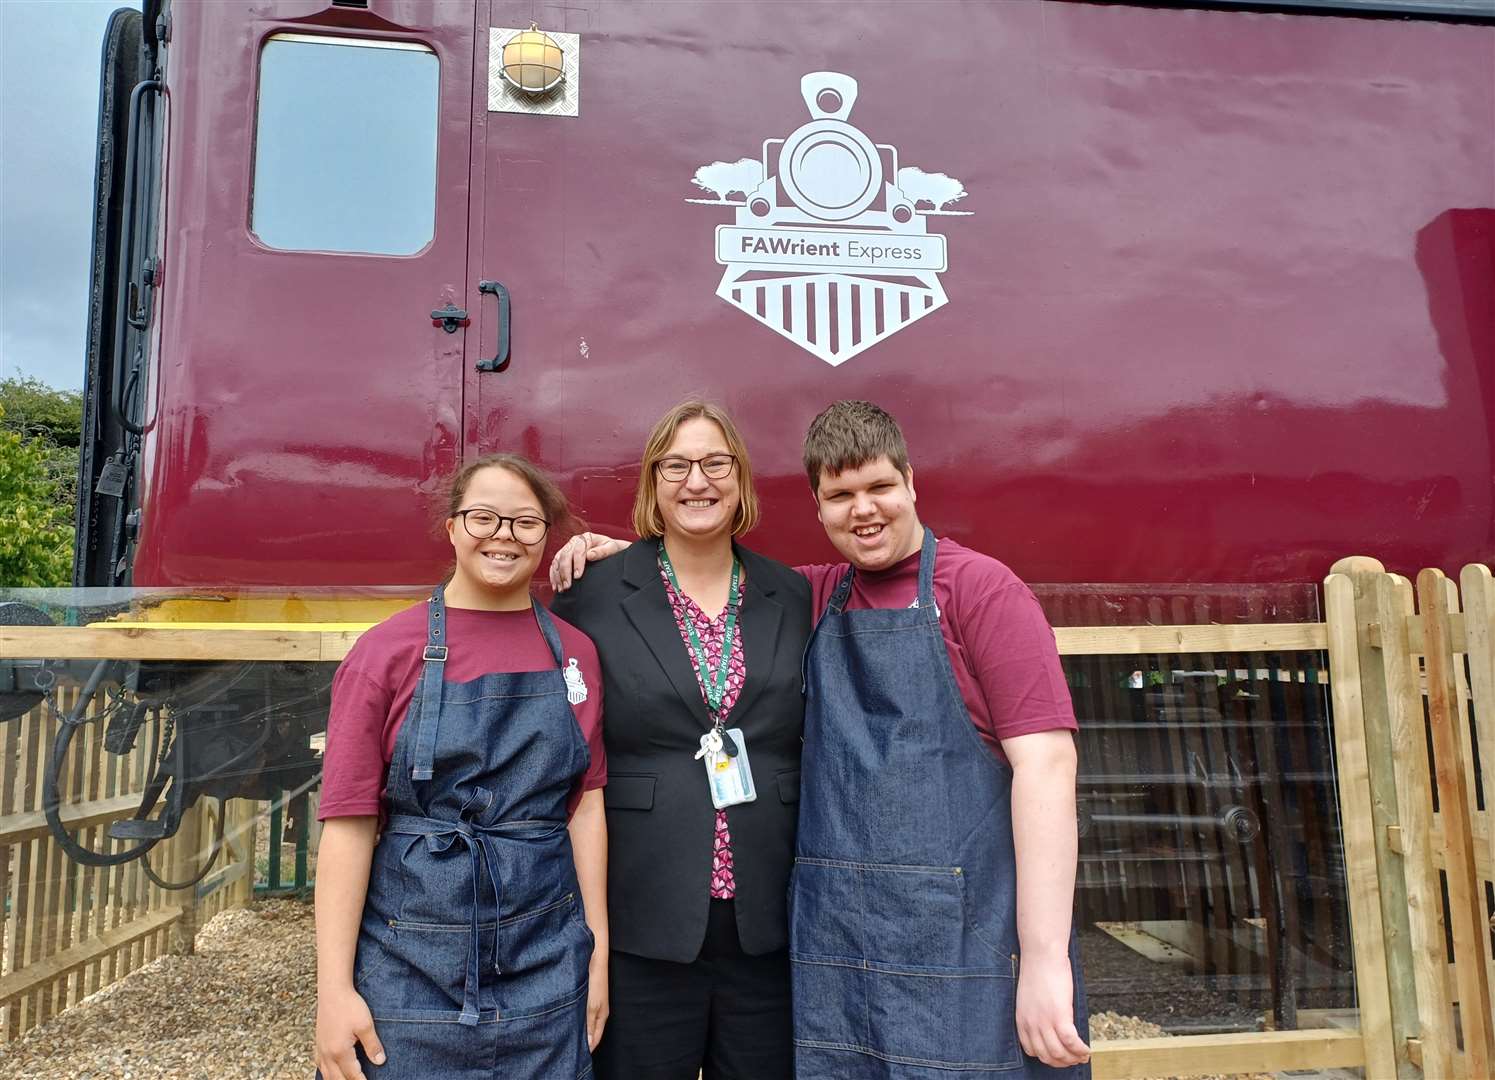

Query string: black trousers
594 900 794 1080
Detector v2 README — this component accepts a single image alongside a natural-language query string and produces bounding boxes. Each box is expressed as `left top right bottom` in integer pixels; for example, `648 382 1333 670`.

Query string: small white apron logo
564 658 588 705
689 72 971 367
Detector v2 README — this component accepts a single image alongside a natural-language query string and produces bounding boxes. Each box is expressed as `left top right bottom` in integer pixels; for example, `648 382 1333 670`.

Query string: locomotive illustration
690 72 970 367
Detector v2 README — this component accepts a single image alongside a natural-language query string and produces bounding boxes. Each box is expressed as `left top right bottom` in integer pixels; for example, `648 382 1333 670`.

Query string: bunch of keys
694 728 738 770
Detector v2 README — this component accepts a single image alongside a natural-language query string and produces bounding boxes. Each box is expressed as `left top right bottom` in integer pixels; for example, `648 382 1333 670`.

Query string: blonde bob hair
632 401 760 540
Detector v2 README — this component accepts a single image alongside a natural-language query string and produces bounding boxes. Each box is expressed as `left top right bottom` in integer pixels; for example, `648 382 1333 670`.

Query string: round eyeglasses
456 509 550 545
655 454 737 483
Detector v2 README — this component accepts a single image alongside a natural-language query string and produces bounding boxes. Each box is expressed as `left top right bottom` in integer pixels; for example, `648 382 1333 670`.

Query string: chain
157 708 176 768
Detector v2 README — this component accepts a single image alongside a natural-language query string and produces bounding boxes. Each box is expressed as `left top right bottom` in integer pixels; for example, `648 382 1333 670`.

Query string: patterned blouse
659 560 746 900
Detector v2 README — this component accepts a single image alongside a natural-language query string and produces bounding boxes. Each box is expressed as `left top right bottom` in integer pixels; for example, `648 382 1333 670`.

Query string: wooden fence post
1332 559 1421 1079
167 800 202 956
1417 569 1494 1077
1457 564 1495 1007
1324 568 1399 1080
1374 573 1456 1079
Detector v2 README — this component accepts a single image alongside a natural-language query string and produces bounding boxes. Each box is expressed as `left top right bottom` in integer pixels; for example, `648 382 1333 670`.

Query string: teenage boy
789 400 1087 1079
550 399 1088 1077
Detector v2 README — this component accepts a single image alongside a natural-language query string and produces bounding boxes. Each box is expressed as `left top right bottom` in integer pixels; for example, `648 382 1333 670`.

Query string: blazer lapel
620 541 713 729
730 547 783 728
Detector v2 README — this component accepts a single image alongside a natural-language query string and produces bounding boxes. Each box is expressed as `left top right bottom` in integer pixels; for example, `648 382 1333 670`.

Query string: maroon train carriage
3 0 1491 1030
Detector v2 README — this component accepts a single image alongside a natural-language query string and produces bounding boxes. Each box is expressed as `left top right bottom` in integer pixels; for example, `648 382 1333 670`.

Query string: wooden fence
1324 558 1495 1080
0 687 258 1040
0 559 1488 1077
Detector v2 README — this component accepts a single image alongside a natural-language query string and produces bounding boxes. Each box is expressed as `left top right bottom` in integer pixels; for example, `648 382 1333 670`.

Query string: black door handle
475 280 510 372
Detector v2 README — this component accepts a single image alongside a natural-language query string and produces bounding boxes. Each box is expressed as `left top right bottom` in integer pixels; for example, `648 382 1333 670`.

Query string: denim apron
791 530 1088 1078
343 588 594 1079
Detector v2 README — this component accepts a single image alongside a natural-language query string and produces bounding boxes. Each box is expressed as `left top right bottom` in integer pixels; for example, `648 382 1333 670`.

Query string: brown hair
631 401 760 539
443 453 578 549
802 400 911 492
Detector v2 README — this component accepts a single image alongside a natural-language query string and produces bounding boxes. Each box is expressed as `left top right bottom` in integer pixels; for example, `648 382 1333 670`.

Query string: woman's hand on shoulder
549 532 632 592
315 984 384 1080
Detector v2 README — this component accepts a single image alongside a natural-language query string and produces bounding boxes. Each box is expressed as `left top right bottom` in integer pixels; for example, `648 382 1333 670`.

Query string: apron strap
915 527 939 622
827 565 856 614
531 600 566 667
409 586 449 782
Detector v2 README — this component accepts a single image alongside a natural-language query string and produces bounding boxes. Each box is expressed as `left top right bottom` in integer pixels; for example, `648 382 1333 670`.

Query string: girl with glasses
315 454 609 1080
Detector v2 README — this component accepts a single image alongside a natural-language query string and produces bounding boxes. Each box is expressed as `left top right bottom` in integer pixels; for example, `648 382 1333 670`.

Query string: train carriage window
251 34 438 255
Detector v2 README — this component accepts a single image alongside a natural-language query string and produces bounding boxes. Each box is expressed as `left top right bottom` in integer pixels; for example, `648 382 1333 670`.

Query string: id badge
704 727 756 809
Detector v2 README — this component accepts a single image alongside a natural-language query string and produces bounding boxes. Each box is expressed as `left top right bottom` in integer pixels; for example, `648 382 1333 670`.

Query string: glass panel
0 586 1360 1058
1069 650 1355 1037
251 34 439 255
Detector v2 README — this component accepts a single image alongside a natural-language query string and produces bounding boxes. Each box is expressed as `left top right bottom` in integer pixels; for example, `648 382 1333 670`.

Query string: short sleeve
963 583 1078 743
317 663 394 820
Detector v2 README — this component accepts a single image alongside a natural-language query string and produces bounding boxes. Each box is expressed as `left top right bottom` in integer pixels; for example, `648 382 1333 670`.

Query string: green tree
0 403 74 587
0 377 82 513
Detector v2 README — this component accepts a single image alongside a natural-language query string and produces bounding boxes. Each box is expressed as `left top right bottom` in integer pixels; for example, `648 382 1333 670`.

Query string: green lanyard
658 542 742 726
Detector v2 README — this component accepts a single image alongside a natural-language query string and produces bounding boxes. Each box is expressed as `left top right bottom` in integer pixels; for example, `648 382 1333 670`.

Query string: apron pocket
797 858 994 971
368 921 493 1018
864 965 1023 1071
494 892 593 1016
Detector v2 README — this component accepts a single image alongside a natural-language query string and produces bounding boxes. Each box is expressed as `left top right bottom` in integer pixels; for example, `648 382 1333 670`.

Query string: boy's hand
549 532 630 591
1015 953 1090 1067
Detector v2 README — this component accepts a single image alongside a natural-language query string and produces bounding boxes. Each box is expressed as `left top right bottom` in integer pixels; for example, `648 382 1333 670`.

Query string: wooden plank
1342 566 1419 1079
0 907 181 1009
24 695 58 1028
1378 572 1456 1080
194 857 252 904
82 713 106 997
1458 563 1495 1007
5 622 1329 662
0 625 346 662
1404 611 1467 655
0 793 146 848
1056 623 1327 655
1417 569 1494 1077
1322 573 1399 1080
58 709 87 1009
168 802 202 955
1091 1027 1365 1079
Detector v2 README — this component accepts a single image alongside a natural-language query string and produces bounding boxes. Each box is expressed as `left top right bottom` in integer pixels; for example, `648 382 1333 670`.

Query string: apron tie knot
385 814 562 1026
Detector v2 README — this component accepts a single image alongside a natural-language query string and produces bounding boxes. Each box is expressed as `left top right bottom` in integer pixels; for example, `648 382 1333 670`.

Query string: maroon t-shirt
798 538 1076 764
317 602 607 822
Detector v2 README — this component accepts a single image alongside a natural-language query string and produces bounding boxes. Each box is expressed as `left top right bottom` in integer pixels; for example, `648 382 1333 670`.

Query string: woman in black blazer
549 401 809 1080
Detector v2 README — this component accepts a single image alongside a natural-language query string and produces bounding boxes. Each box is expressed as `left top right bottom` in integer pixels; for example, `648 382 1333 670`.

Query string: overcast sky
2 0 136 391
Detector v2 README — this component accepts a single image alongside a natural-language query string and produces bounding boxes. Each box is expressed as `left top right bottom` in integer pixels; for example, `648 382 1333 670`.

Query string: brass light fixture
500 23 564 94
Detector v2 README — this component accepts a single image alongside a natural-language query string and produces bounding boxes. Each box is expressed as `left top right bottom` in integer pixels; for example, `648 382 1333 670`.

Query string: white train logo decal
689 72 970 367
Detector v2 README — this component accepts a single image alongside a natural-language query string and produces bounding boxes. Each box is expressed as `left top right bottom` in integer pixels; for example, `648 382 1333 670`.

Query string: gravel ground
0 901 1299 1080
0 901 315 1080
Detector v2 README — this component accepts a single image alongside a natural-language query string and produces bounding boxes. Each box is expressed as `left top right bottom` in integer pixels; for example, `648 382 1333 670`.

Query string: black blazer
550 539 811 962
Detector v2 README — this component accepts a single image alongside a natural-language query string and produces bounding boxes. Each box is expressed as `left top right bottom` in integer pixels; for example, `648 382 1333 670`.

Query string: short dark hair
803 400 910 491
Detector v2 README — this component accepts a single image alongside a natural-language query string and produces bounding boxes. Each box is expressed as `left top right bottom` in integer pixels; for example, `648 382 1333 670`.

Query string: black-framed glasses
655 454 737 483
456 509 550 544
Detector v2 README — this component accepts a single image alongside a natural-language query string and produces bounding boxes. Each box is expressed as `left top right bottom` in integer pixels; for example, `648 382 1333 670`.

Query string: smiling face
654 417 741 543
444 465 547 604
814 455 923 572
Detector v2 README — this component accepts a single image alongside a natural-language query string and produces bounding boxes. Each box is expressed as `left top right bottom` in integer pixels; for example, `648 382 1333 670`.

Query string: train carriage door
469 4 698 537
135 3 477 585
